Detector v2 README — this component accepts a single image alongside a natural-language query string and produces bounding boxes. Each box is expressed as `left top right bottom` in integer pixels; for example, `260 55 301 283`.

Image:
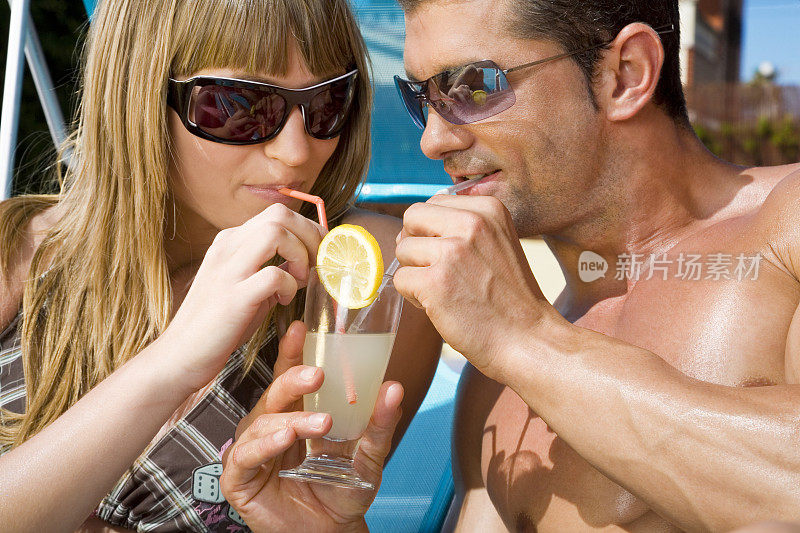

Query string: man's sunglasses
394 24 674 128
167 69 358 145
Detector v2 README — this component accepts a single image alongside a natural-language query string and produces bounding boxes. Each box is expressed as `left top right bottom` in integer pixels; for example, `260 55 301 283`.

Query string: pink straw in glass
278 188 328 231
277 188 357 404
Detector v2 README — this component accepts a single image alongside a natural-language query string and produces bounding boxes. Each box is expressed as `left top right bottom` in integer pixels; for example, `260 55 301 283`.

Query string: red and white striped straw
277 188 328 231
278 188 356 404
335 276 358 405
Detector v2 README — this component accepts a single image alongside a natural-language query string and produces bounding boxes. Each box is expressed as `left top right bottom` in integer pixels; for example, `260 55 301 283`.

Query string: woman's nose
264 106 312 167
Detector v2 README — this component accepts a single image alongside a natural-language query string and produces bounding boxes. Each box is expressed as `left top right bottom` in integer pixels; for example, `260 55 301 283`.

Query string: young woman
0 0 442 531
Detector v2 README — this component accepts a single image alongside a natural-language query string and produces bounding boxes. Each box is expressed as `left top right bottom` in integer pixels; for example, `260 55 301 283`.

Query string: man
390 0 800 530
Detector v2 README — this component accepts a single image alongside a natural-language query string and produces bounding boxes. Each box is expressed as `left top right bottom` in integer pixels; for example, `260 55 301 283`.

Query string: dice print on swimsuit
227 505 246 526
192 462 225 504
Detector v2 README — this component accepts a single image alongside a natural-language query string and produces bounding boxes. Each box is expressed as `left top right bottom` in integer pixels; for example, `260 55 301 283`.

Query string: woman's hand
220 321 404 533
161 203 326 393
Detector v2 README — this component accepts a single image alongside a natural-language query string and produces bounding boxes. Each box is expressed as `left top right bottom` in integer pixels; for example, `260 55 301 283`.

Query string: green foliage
720 122 734 138
755 115 773 139
771 115 800 161
694 123 722 156
694 114 800 167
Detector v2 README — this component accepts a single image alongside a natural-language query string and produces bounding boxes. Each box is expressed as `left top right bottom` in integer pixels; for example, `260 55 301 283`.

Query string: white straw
347 178 485 333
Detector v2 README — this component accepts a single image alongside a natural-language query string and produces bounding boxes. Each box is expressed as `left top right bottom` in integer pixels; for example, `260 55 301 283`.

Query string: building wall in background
680 0 743 88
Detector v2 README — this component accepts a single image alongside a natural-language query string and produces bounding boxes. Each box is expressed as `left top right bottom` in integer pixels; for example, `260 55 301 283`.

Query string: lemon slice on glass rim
316 224 384 309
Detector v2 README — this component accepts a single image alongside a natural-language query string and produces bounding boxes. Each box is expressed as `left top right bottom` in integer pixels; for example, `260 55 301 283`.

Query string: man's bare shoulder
747 163 800 224
745 163 800 279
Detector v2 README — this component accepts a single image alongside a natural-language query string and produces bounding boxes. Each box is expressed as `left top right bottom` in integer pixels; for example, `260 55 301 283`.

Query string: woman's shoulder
340 207 402 261
0 201 61 327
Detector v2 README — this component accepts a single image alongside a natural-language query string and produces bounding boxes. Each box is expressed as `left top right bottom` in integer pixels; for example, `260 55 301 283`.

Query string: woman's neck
163 198 218 275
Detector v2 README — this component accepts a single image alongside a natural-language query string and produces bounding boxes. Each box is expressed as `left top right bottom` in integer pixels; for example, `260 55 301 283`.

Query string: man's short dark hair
398 0 690 127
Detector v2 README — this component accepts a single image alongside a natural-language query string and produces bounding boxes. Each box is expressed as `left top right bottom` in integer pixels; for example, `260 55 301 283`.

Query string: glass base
279 455 374 490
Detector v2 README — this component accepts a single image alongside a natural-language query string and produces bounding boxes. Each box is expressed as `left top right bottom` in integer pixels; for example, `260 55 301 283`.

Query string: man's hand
220 321 404 532
394 194 562 380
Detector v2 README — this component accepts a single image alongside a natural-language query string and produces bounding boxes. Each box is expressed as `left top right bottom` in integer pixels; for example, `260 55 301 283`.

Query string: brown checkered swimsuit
0 311 278 532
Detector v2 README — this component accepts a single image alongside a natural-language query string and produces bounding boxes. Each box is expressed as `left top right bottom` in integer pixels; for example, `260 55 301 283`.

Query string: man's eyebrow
404 60 485 82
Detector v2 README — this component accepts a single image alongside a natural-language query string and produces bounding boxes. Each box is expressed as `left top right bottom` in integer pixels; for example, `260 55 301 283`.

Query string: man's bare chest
472 216 800 530
580 216 800 385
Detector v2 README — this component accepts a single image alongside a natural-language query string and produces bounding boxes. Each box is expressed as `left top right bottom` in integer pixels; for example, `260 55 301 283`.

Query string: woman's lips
243 185 296 202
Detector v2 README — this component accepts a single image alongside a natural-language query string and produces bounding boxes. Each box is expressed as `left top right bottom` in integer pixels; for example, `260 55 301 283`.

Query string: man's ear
595 23 666 122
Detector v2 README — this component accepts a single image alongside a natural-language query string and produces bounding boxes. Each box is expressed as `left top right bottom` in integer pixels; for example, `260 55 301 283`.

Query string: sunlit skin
404 0 605 239
151 46 440 533
166 51 340 274
1 42 441 533
395 0 800 531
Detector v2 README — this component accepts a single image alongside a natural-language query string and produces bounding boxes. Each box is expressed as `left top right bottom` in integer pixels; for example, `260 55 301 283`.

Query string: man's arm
394 190 800 532
504 320 800 532
503 173 800 531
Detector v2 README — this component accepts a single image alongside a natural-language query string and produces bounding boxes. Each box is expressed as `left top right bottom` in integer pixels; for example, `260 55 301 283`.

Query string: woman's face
167 45 342 235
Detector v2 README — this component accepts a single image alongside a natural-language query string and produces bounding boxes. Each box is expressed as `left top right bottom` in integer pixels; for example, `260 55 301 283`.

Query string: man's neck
543 122 747 317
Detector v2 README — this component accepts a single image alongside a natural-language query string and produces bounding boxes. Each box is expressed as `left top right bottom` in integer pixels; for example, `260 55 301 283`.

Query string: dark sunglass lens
394 76 427 129
307 77 352 137
190 85 286 141
430 64 515 125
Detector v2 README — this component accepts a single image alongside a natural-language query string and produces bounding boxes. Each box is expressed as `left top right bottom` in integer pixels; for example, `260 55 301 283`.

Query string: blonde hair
0 0 372 449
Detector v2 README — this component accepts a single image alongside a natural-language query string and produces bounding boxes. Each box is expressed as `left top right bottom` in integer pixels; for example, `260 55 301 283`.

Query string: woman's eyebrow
232 73 333 86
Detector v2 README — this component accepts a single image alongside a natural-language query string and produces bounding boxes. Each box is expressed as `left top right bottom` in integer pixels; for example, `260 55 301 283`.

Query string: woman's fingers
235 223 310 284
274 321 307 377
223 411 331 486
242 203 326 277
234 362 323 439
205 203 325 288
238 265 299 306
355 382 404 482
262 363 323 413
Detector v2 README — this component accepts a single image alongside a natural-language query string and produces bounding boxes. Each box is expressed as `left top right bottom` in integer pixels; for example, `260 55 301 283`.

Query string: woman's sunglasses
167 70 358 145
395 24 674 128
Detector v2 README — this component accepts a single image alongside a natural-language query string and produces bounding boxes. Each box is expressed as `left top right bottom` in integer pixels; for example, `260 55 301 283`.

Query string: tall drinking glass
279 267 403 489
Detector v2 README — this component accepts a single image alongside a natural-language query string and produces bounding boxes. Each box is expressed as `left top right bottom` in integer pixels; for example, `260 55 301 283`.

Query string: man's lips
450 170 501 184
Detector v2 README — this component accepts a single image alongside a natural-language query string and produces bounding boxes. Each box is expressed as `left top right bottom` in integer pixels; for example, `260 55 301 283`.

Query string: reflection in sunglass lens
173 71 358 144
429 63 515 125
307 77 350 137
396 61 516 128
191 85 287 142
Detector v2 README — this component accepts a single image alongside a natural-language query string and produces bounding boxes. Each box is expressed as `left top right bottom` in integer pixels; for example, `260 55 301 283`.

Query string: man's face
403 0 607 237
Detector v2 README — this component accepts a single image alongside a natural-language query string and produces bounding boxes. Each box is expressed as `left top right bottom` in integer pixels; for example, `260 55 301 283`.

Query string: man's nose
419 109 472 161
264 106 311 167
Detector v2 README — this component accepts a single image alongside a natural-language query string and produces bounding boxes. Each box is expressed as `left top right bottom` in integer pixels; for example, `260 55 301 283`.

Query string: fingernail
387 383 404 404
273 428 290 444
301 367 318 381
309 413 328 430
